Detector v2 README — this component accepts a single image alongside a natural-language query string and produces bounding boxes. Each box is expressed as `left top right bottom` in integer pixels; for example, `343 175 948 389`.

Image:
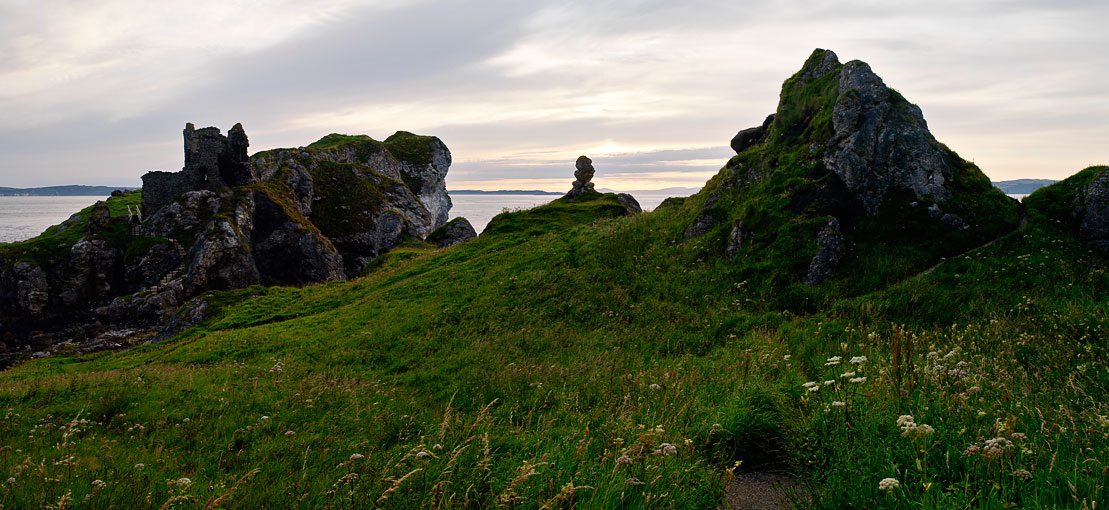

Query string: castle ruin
141 123 258 215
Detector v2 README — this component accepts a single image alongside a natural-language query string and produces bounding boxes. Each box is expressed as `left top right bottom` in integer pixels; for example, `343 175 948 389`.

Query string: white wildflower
174 478 192 487
983 437 1014 459
808 385 820 392
802 381 818 388
824 380 834 385
6 477 14 484
350 453 365 460
648 383 661 390
850 356 867 365
841 371 856 379
825 356 842 366
91 479 106 488
878 477 900 492
849 377 867 383
832 401 846 407
284 430 296 436
135 464 145 470
896 415 916 428
260 416 270 421
783 355 791 360
654 443 678 456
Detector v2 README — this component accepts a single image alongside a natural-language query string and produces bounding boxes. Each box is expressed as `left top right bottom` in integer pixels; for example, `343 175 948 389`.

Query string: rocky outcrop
823 57 957 215
566 156 597 198
1077 167 1109 253
427 217 477 247
802 217 846 285
0 123 458 359
696 48 1017 285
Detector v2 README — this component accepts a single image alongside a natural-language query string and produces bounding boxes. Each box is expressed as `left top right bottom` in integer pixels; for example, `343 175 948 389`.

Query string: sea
0 191 686 244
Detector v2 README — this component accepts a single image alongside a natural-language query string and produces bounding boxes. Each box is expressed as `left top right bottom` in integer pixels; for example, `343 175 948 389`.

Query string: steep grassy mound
680 50 1019 307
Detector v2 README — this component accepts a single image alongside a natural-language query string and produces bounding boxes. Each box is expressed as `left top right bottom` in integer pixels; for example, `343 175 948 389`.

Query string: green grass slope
0 179 1104 508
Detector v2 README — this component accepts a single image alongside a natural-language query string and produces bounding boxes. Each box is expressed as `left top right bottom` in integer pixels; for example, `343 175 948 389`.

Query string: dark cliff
0 124 457 361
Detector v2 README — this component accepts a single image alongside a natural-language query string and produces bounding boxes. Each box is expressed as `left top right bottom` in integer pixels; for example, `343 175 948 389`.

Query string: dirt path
725 472 809 509
917 204 1028 277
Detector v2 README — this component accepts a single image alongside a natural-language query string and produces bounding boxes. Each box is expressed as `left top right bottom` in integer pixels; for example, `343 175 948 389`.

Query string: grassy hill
0 176 1105 507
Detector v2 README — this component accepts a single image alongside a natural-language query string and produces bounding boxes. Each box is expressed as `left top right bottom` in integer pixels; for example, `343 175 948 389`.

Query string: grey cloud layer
0 0 1106 188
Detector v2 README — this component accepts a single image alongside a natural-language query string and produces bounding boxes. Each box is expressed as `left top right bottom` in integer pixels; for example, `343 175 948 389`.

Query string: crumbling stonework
142 123 257 215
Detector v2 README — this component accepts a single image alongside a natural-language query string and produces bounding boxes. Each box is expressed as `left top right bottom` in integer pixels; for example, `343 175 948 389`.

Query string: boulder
616 193 642 214
730 114 775 154
427 217 478 247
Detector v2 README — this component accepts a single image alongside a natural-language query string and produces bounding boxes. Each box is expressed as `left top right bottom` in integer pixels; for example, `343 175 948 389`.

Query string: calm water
0 191 1025 243
0 196 103 243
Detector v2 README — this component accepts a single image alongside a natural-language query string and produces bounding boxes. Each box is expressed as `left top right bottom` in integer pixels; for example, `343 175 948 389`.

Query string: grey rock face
3 261 49 319
141 190 220 238
58 238 123 307
1078 168 1109 253
616 193 642 214
398 137 453 231
182 216 260 294
566 156 597 198
249 191 344 285
823 58 955 214
725 221 746 258
802 217 846 285
427 217 477 247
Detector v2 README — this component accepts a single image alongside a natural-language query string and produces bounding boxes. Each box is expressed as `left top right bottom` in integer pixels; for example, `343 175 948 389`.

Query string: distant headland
0 185 134 196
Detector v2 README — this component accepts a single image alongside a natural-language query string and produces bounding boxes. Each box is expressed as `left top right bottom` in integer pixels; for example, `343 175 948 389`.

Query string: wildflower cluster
896 415 935 439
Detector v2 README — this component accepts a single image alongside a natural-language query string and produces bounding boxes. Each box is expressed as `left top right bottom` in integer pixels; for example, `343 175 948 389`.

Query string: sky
1 0 1107 191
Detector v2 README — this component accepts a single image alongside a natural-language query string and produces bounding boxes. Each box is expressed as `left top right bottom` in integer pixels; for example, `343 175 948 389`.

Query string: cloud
0 0 1107 188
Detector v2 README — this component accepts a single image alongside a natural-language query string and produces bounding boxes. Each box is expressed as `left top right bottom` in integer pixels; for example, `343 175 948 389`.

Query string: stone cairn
566 155 596 199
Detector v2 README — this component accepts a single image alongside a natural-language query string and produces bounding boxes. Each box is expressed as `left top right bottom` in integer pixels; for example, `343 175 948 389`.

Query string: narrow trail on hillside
916 203 1028 278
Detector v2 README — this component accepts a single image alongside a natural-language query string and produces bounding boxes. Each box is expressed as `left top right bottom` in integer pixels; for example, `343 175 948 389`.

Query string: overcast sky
1 0 1107 191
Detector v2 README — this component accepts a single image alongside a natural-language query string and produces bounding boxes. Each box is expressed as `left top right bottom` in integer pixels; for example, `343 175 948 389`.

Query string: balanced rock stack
566 155 596 198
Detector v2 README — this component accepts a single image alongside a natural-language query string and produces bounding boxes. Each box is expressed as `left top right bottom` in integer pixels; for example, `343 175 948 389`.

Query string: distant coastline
449 189 563 195
0 185 132 196
991 179 1056 194
0 182 1053 197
